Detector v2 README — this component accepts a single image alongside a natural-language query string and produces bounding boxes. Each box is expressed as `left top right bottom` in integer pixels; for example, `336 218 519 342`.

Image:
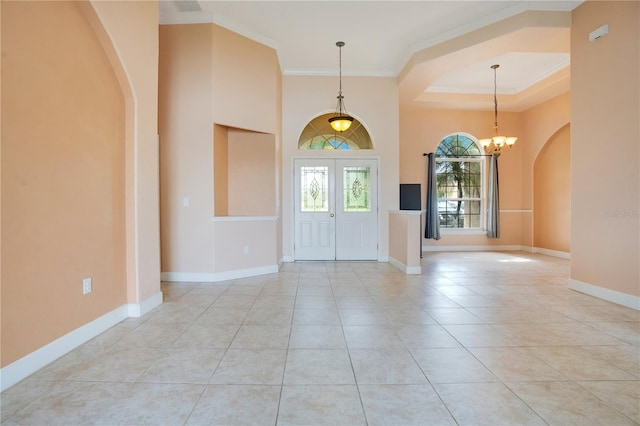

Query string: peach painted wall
214 124 229 216
1 1 126 366
159 24 281 275
282 75 399 261
213 220 278 272
227 129 276 216
534 125 571 253
389 213 421 268
88 0 160 304
520 92 571 248
571 1 639 297
159 24 214 274
399 108 524 248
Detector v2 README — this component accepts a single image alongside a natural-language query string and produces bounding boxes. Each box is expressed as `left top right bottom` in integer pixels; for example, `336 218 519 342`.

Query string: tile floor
2 251 639 425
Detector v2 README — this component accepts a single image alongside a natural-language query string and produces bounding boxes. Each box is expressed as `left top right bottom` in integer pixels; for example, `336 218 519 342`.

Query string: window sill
439 228 487 236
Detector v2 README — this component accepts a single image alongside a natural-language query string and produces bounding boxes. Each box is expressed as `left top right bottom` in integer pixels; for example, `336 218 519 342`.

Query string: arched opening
533 124 571 255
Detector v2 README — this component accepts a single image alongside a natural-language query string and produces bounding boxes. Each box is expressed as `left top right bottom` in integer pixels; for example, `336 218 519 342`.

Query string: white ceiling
159 0 582 111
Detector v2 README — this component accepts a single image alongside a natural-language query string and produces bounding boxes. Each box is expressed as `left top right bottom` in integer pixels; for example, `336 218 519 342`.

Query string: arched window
298 113 373 150
435 134 483 229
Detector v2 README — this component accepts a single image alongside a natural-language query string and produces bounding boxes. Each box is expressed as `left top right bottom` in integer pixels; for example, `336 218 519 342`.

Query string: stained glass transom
343 167 370 212
301 166 328 212
298 114 373 150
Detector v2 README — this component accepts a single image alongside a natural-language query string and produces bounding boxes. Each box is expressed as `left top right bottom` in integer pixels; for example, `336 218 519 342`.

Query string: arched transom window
435 134 484 229
298 113 373 150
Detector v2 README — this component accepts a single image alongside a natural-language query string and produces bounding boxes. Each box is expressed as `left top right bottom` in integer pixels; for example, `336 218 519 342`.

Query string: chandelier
479 64 517 153
328 41 353 132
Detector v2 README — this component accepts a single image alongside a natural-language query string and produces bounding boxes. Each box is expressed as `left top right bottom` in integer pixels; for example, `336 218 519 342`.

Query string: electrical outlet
243 245 249 254
83 277 92 294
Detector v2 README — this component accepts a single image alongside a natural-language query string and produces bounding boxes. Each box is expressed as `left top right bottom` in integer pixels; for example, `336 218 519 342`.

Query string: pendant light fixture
479 64 517 153
328 41 353 132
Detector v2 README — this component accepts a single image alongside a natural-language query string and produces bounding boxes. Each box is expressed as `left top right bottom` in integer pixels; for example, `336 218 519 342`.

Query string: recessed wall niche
214 124 276 216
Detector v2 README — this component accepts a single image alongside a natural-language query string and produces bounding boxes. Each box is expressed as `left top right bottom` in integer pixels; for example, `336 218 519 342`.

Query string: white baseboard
161 264 279 283
422 245 524 252
389 256 422 275
281 256 294 263
569 278 640 310
532 247 571 259
127 291 163 317
0 305 129 392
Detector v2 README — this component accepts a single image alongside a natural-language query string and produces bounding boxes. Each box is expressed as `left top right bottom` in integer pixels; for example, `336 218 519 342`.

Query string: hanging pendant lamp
328 41 353 132
479 64 517 153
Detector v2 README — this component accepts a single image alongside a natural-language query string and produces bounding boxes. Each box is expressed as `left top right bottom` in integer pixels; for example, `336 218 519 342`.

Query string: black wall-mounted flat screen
400 184 421 211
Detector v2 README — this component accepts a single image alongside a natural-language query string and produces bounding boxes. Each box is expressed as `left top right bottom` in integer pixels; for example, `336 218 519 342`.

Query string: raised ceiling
160 1 582 111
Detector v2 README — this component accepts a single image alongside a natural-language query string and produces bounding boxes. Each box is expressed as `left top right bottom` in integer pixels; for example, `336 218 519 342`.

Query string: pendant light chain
328 41 353 132
493 64 499 134
479 63 517 153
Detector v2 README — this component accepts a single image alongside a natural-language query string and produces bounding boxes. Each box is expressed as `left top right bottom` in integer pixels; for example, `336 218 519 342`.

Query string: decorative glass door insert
301 166 329 212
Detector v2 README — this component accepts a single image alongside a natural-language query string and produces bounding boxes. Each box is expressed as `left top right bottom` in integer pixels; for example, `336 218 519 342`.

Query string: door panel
336 159 378 260
294 159 377 261
294 160 335 260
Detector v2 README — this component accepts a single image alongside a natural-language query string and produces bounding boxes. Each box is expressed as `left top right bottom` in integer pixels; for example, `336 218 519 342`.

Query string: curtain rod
423 153 494 157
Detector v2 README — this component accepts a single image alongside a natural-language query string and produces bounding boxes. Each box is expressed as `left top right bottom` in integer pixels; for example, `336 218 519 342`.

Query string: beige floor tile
0 380 65 422
196 307 249 325
230 325 291 349
46 346 162 382
211 294 257 309
443 324 517 347
537 322 630 345
335 296 378 310
424 308 484 324
589 321 640 345
508 381 636 425
383 309 438 326
139 348 225 384
115 321 192 348
417 296 461 309
413 348 498 383
143 304 207 324
289 325 346 349
253 295 296 309
172 324 239 348
434 382 546 425
6 253 638 425
170 293 219 308
491 323 569 346
186 385 281 425
243 307 294 326
395 324 462 349
284 349 355 384
469 347 567 381
294 295 336 310
577 380 640 423
296 285 333 297
580 344 640 377
292 308 341 325
350 349 428 384
358 384 456 425
210 349 286 384
528 346 637 380
107 383 205 425
223 285 264 296
343 325 405 349
339 308 391 326
277 385 366 425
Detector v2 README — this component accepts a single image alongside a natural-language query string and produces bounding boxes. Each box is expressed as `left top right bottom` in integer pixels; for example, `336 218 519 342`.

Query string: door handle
330 213 335 217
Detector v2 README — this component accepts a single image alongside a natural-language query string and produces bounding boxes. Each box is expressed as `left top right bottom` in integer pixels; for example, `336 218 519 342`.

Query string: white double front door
294 158 378 261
